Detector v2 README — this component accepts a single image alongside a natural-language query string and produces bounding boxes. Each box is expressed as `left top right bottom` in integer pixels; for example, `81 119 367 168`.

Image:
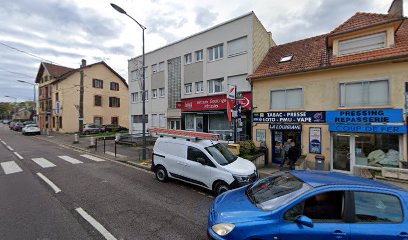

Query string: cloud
195 7 218 28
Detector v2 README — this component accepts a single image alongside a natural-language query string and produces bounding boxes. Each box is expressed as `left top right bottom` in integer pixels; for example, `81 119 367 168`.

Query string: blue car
208 170 408 240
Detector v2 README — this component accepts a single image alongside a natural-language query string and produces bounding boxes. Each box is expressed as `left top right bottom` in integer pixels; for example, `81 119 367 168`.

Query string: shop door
195 116 203 132
332 134 351 173
272 131 285 164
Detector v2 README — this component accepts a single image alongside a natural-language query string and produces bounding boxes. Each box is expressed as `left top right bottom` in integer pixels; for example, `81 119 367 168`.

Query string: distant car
100 124 128 133
22 124 40 135
9 121 16 130
13 122 24 131
82 124 101 135
2 120 10 124
208 171 408 240
23 120 35 126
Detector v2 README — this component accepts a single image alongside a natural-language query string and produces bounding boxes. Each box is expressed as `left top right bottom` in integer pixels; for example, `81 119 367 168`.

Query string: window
152 89 158 98
152 114 159 127
188 146 211 163
339 32 386 56
227 36 248 57
131 92 139 103
159 114 165 128
132 115 148 123
94 95 102 106
185 83 192 94
152 64 157 74
195 50 203 62
208 78 223 93
59 116 62 128
270 88 303 109
185 114 195 130
92 79 103 89
184 53 192 65
280 55 293 63
340 80 389 107
131 70 138 81
170 120 180 130
159 88 165 97
55 92 59 101
111 117 118 125
158 61 165 72
284 191 345 222
109 97 120 107
195 81 203 93
110 82 119 91
208 44 223 61
94 116 103 125
354 191 403 223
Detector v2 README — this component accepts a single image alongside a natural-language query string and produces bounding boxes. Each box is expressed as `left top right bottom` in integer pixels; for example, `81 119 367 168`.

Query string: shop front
253 111 326 164
328 109 406 173
178 92 252 140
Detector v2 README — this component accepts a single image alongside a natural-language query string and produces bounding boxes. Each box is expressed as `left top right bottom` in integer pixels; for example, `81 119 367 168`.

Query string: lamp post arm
125 13 146 30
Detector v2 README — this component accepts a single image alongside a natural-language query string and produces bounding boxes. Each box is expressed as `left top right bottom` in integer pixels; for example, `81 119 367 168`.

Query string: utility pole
79 59 86 133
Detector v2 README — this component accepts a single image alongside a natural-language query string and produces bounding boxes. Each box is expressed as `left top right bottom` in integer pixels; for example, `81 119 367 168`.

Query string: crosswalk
1 154 105 175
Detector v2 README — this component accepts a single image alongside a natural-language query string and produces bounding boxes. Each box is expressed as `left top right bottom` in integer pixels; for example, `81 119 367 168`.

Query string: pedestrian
287 141 300 170
280 139 292 170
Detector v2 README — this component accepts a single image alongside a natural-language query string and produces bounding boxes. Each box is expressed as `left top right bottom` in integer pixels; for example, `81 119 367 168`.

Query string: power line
0 66 34 79
0 41 61 65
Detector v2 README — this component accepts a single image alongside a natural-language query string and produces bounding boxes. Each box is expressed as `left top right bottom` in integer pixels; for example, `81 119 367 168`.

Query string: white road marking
32 158 56 168
6 145 14 151
105 151 126 158
36 173 61 193
1 140 6 145
13 152 24 160
58 156 83 164
75 207 117 240
1 161 23 174
80 154 105 162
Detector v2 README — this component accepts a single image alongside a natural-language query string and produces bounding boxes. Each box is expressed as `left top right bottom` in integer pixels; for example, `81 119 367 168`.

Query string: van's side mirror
197 157 206 165
295 215 314 228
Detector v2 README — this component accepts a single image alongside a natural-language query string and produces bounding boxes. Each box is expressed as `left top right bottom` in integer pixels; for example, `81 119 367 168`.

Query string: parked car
23 120 35 126
22 124 40 135
82 124 101 135
100 124 128 133
2 120 10 124
8 121 16 130
151 136 258 196
207 170 408 240
13 122 24 131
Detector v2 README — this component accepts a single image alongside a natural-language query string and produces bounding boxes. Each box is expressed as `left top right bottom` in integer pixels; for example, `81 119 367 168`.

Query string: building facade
128 12 274 140
35 60 129 133
250 0 408 174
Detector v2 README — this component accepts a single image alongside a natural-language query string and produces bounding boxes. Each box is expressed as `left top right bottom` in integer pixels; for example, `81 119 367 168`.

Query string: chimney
81 59 86 68
388 0 403 17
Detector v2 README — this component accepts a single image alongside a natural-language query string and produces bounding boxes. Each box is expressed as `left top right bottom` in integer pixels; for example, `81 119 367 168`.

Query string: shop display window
355 134 400 168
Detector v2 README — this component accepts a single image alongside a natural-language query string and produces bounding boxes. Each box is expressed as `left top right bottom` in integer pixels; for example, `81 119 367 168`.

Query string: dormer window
279 55 293 63
338 32 386 56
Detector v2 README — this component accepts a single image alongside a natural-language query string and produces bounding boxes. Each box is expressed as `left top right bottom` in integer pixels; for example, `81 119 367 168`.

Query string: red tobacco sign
180 92 252 112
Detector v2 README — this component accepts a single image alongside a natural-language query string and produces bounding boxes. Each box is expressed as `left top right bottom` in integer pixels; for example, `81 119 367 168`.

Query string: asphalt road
0 125 213 240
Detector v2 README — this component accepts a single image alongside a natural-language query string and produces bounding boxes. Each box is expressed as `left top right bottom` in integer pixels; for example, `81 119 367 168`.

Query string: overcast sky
0 0 406 103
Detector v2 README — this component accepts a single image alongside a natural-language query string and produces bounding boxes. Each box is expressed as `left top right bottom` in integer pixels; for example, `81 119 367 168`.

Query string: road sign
237 92 243 99
55 101 60 115
227 85 236 99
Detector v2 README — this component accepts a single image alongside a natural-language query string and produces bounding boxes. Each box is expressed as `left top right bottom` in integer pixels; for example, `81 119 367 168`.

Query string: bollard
114 140 117 157
103 137 106 153
115 133 121 142
95 138 98 151
73 134 79 144
90 137 95 148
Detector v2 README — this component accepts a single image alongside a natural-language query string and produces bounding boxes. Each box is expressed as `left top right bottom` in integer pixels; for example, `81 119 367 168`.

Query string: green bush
239 140 256 156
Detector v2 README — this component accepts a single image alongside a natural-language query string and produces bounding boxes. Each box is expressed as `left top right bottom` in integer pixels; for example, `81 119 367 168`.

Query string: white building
129 12 274 140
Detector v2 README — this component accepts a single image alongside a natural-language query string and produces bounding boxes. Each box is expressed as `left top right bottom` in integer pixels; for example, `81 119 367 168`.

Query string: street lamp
111 3 148 160
16 80 36 123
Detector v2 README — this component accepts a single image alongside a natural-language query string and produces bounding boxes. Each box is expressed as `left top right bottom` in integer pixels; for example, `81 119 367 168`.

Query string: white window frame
195 81 204 93
185 83 192 94
131 92 139 103
270 88 304 110
338 32 386 56
208 78 224 94
208 44 224 62
152 89 157 99
184 53 192 65
339 79 390 107
159 88 165 98
158 62 165 72
195 50 203 62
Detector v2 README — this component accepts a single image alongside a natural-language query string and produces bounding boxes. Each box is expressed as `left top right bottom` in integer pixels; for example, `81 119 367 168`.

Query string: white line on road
36 173 61 193
75 207 117 240
13 152 24 160
80 154 105 162
58 156 83 164
32 158 56 168
1 161 23 175
1 140 6 145
6 145 14 151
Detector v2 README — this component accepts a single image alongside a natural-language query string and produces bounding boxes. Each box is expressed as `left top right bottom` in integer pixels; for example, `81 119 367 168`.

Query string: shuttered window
340 80 389 107
339 32 386 56
270 88 303 110
227 36 248 57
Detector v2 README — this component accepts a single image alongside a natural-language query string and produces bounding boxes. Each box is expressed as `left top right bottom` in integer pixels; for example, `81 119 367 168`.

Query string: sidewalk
34 132 153 170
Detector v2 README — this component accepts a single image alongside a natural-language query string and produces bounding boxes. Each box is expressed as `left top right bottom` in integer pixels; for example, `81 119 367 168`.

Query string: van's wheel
214 181 229 196
155 166 168 182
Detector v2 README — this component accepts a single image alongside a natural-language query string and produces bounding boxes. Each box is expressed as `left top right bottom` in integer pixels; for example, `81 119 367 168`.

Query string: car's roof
291 170 405 191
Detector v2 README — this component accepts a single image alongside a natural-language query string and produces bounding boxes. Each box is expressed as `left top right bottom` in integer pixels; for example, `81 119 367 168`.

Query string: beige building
35 60 129 133
250 0 408 175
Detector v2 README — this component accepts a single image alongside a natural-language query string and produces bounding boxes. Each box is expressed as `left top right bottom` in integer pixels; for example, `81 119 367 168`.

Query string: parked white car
152 136 258 195
22 124 41 135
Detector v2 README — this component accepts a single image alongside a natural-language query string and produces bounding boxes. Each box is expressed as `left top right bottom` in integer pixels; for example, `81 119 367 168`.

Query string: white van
151 136 258 195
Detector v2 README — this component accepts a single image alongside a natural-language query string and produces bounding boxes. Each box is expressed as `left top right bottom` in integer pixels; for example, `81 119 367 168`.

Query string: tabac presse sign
253 111 326 123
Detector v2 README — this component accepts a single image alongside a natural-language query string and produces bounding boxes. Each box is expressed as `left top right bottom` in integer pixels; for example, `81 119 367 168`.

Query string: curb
126 161 152 171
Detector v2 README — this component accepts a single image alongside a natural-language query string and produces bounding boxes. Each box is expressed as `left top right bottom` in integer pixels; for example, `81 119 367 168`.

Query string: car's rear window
246 172 312 211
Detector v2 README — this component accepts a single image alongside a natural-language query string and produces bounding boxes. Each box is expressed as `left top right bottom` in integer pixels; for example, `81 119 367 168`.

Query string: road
0 125 213 240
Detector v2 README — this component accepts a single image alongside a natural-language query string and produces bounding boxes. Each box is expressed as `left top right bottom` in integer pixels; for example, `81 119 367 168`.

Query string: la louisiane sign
253 111 326 123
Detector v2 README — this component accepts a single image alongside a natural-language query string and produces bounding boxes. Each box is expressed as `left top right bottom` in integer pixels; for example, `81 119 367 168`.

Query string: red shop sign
180 92 252 112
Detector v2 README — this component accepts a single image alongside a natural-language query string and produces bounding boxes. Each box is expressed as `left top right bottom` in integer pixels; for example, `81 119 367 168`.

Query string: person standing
280 139 292 170
287 141 300 170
